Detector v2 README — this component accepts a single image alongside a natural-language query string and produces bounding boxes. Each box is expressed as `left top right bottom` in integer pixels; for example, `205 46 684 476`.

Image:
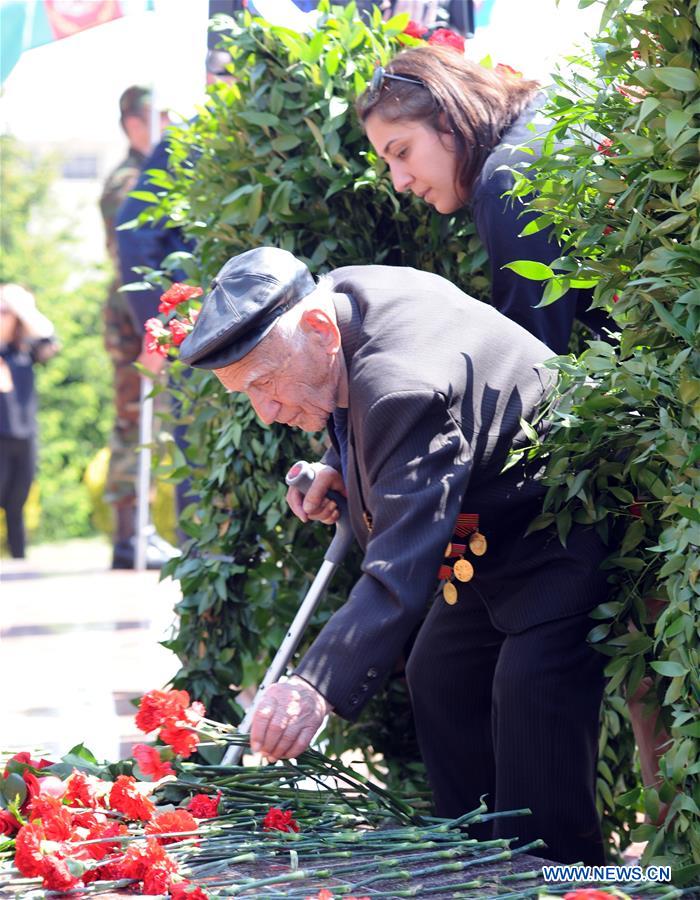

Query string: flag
1 0 153 84
474 0 497 28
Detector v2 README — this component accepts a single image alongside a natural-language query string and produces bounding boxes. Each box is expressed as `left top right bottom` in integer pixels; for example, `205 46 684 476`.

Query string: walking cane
221 461 353 766
134 376 154 571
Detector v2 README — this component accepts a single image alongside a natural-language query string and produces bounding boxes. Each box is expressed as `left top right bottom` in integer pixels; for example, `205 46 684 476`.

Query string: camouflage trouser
103 284 142 508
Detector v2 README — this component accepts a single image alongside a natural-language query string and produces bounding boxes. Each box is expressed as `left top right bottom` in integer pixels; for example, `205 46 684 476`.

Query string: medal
469 532 487 556
443 581 458 605
453 559 474 582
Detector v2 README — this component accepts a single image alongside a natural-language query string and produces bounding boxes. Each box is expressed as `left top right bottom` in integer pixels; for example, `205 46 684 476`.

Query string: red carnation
144 318 172 357
133 744 175 780
64 769 102 808
146 809 198 845
603 226 613 236
143 863 177 894
14 822 46 877
169 317 193 347
158 283 203 315
262 807 299 833
118 837 174 881
26 796 73 840
187 791 221 819
171 882 210 900
136 689 192 734
403 19 428 38
41 855 81 891
159 720 200 759
427 28 465 52
109 775 155 822
85 818 129 860
613 293 620 303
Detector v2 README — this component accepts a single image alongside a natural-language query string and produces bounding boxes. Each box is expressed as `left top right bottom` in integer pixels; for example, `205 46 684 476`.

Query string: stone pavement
0 538 181 762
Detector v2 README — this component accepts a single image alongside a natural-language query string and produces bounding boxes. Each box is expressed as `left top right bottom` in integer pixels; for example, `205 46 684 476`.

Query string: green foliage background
0 137 113 543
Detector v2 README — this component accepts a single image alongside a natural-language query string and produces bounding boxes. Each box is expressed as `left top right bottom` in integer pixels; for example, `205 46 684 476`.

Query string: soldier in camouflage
101 86 177 569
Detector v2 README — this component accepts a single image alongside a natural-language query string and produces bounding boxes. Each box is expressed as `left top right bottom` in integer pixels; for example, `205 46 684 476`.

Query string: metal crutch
221 461 353 765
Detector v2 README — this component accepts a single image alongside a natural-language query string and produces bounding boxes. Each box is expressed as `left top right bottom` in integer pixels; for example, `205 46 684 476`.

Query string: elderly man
180 247 609 865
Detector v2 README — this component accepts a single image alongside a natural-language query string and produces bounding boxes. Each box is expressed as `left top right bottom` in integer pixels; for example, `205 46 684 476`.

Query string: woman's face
364 112 462 214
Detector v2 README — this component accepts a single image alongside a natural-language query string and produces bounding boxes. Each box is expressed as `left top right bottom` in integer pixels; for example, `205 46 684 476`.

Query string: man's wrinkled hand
249 676 330 762
286 463 346 525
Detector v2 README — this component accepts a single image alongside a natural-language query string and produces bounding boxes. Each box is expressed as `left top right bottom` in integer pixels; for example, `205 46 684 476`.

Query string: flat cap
179 247 316 369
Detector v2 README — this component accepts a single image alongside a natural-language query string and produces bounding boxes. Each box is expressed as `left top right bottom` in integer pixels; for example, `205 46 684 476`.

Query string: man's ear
299 309 341 354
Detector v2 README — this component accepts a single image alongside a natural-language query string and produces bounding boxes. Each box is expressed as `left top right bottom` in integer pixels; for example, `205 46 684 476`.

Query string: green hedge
507 0 699 877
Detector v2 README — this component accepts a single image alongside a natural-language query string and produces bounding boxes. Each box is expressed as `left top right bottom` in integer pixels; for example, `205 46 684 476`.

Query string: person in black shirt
0 285 58 558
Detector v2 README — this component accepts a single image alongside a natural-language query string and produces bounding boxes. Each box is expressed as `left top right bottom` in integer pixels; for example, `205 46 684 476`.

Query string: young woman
356 43 609 354
0 284 58 558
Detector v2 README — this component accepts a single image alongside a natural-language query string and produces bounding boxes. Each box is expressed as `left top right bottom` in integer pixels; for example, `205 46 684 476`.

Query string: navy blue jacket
471 97 610 354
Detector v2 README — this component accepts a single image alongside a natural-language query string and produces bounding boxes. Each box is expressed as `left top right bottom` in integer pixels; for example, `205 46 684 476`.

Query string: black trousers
406 577 606 865
0 436 36 558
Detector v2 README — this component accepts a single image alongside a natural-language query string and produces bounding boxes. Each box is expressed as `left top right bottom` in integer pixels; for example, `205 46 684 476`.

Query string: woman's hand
286 462 346 525
249 676 331 762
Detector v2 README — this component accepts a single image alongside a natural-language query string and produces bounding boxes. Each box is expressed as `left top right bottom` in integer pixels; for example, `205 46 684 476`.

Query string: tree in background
0 136 112 542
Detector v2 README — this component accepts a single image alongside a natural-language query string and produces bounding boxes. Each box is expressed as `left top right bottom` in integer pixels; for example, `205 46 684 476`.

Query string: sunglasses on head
368 66 424 98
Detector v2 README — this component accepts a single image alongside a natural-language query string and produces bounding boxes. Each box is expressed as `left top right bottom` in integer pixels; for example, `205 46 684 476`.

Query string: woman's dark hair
356 45 539 203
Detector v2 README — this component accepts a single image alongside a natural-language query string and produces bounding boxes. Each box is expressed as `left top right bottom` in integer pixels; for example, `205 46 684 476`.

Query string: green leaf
502 260 554 281
650 660 688 677
238 111 280 127
648 169 687 183
246 184 263 227
519 417 538 442
518 215 553 237
536 276 570 308
665 108 691 142
636 96 660 126
304 116 326 154
588 622 611 642
615 133 654 157
655 67 700 91
649 296 693 342
271 134 302 153
127 190 160 203
328 96 348 120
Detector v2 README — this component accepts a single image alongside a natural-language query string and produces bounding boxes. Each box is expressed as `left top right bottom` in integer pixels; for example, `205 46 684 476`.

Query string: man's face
215 324 339 433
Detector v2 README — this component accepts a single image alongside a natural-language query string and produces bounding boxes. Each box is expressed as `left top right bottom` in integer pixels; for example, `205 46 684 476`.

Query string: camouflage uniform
100 146 146 511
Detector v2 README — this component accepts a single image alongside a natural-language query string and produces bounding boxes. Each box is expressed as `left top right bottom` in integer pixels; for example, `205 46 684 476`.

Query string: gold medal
469 532 487 556
453 558 474 582
443 581 458 605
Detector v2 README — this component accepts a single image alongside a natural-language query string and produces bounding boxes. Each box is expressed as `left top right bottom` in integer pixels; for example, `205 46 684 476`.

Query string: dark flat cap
179 247 316 369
